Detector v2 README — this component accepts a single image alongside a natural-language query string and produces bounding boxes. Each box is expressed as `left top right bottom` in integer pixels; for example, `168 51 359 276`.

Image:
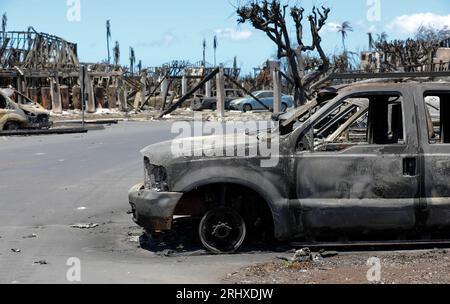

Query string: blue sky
1 0 449 73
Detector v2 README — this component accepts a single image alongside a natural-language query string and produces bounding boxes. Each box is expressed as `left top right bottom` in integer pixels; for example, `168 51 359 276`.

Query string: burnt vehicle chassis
0 89 52 131
129 82 450 253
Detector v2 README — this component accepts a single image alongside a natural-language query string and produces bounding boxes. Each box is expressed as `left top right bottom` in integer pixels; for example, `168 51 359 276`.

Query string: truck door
294 90 420 234
418 89 450 231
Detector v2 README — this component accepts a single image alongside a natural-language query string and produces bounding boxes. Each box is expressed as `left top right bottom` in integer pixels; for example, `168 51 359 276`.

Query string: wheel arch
0 115 28 130
172 169 288 239
179 177 276 205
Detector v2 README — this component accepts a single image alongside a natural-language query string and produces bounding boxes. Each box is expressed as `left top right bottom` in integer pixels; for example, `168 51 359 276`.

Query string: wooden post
216 68 225 117
107 85 118 109
161 77 169 109
41 87 52 110
22 79 27 98
15 77 24 103
182 75 188 96
117 77 127 112
140 70 147 108
85 75 96 113
50 78 62 114
205 80 212 97
60 85 70 110
270 61 282 113
72 85 81 110
79 65 86 127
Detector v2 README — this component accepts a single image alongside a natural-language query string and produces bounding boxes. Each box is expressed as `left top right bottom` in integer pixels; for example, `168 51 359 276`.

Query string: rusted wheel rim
199 207 246 254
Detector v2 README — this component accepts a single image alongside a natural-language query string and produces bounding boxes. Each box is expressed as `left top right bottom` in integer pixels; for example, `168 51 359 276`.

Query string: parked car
129 82 450 253
229 90 294 112
0 88 52 131
191 89 244 111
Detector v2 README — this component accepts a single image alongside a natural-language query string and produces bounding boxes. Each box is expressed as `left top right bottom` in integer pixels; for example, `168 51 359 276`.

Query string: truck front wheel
199 207 246 253
3 121 20 131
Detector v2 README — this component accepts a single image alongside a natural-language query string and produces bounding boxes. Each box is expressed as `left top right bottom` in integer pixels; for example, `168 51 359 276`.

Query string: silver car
229 90 294 112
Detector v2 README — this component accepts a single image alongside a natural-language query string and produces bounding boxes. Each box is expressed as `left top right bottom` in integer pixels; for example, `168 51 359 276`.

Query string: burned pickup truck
129 81 450 253
0 88 52 131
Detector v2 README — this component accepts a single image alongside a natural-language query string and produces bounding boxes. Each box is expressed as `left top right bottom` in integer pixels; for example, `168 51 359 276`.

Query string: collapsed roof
0 27 79 70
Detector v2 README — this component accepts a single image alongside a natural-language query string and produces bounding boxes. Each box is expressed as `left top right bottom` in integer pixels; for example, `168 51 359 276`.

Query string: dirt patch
223 249 450 284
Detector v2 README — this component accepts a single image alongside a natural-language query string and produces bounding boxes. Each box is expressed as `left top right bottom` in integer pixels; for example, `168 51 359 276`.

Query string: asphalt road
0 121 276 284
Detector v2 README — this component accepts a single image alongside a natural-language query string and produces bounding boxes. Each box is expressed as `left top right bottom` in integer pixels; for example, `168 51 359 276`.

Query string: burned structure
0 27 125 114
0 27 283 117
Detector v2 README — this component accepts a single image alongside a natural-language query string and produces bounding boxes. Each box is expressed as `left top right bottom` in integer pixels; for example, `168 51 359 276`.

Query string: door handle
403 157 417 177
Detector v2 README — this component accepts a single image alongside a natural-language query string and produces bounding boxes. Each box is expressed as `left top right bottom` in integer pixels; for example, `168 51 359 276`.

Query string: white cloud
386 13 450 35
215 28 253 41
321 22 340 34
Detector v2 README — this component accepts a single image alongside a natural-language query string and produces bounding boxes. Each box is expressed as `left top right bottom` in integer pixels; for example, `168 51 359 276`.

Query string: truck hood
140 132 275 167
18 103 49 115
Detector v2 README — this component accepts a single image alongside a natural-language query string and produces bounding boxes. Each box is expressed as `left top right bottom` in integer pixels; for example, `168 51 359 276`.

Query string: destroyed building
0 27 126 114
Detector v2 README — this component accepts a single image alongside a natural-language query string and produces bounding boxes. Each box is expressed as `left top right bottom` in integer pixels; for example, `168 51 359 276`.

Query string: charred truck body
129 82 450 253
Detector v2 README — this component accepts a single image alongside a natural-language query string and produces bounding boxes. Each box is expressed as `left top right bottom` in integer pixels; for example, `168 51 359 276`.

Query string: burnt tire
199 207 246 254
3 121 20 131
243 104 252 113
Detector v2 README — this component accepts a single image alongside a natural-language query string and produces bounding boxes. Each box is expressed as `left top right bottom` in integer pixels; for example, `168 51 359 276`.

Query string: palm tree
113 41 120 66
2 13 7 41
202 39 206 66
106 20 111 64
233 56 239 79
129 47 135 75
377 32 388 43
337 21 353 51
213 35 218 66
368 32 374 51
138 60 142 74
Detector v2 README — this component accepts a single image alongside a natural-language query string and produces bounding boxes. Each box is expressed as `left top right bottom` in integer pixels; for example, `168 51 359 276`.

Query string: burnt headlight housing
144 157 169 192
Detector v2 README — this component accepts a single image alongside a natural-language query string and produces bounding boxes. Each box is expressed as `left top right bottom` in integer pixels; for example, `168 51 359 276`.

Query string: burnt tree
237 0 330 106
375 39 438 71
375 27 450 72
